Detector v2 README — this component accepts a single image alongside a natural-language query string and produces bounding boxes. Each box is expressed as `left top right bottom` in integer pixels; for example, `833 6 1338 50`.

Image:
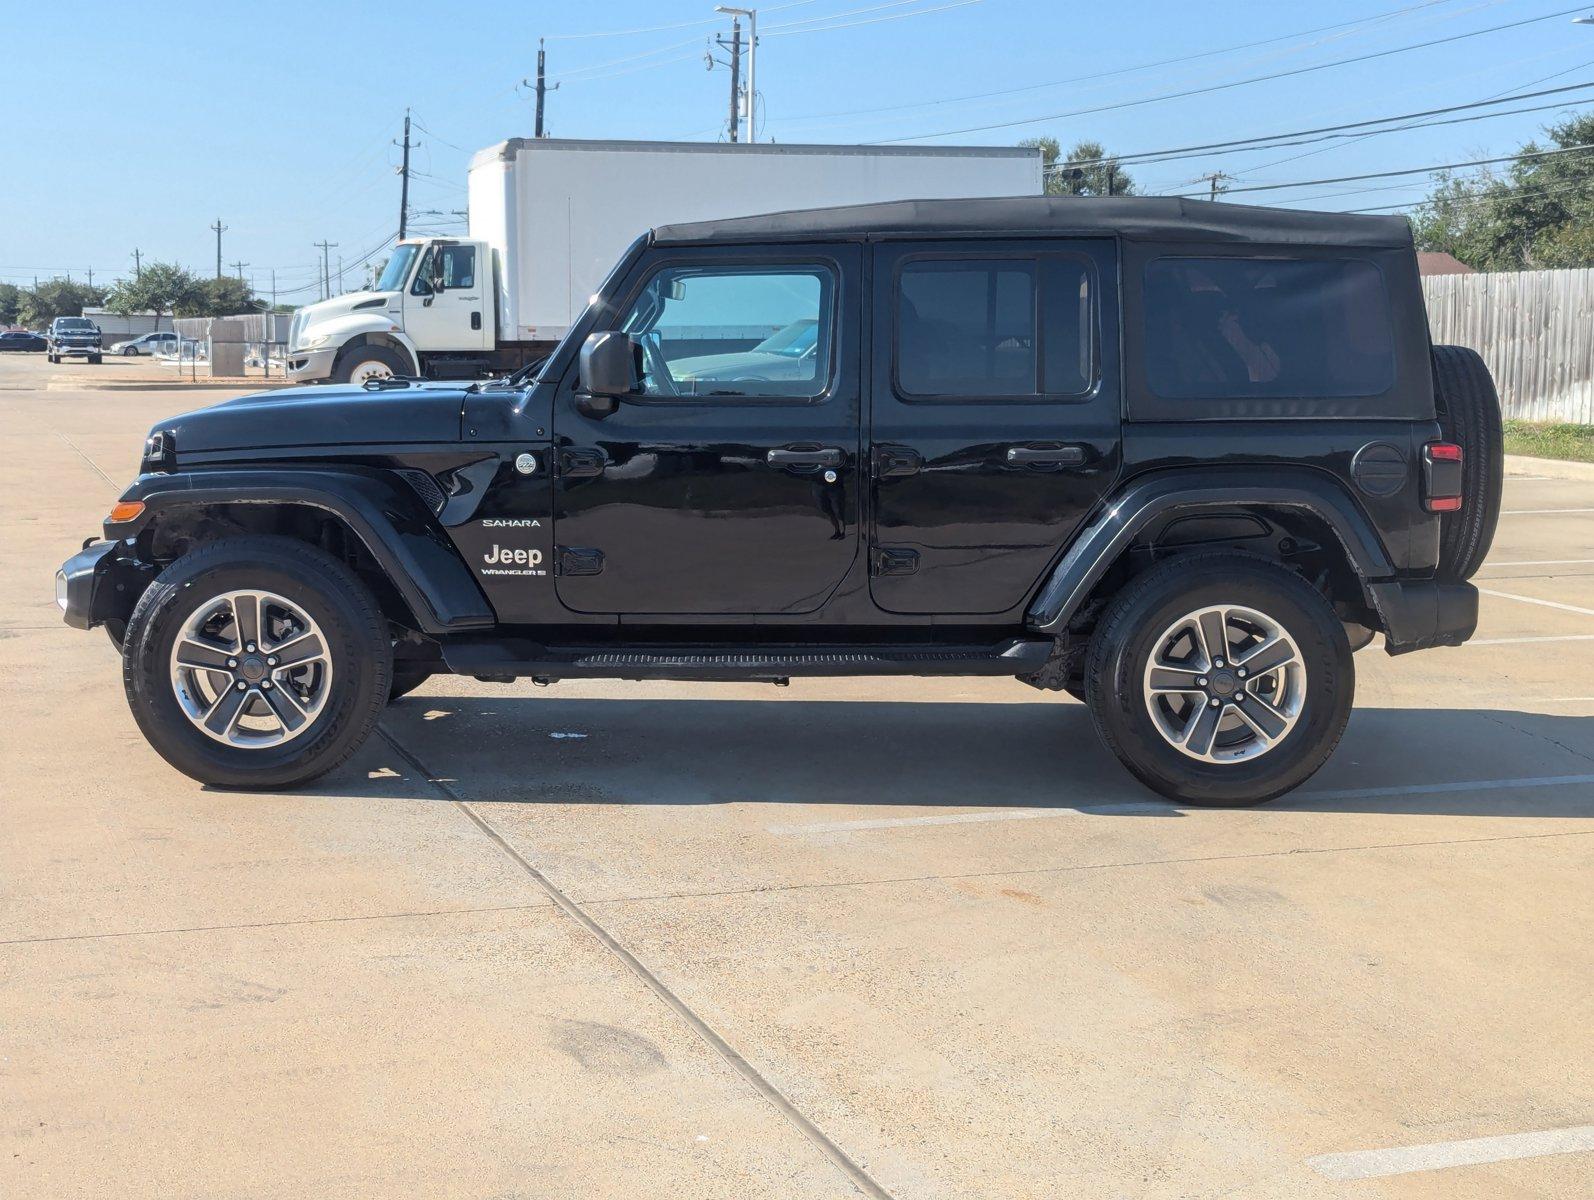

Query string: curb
1505 454 1594 482
46 379 294 393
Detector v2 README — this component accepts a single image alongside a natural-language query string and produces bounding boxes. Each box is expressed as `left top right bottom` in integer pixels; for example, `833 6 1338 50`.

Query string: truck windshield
56 318 94 330
374 245 420 293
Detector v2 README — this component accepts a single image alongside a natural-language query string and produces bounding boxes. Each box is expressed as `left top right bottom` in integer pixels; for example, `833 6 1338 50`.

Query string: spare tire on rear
1431 344 1503 581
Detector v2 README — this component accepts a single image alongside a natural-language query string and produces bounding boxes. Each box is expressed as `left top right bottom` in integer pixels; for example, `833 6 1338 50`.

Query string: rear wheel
1431 344 1503 581
122 535 391 789
332 344 408 386
1085 552 1353 806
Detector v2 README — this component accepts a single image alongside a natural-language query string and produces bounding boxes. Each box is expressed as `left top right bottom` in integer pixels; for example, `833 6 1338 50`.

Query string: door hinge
872 547 919 576
555 546 605 576
873 445 923 478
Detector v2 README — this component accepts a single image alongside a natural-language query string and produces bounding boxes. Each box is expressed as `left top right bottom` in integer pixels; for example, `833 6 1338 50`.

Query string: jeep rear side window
620 264 834 400
896 258 1092 400
1143 257 1395 400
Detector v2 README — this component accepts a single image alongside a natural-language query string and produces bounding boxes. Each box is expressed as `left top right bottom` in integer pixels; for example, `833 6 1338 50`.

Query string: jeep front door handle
1005 444 1086 468
767 447 844 468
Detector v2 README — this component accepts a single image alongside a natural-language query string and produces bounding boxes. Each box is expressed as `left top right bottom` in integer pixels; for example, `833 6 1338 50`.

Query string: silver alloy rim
348 358 394 385
1142 604 1306 763
169 590 333 748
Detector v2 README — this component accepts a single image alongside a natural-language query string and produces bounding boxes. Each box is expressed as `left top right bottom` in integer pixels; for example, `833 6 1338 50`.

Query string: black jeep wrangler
57 197 1501 805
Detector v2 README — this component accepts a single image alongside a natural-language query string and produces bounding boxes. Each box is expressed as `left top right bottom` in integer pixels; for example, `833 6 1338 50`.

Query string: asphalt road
3 349 1591 1198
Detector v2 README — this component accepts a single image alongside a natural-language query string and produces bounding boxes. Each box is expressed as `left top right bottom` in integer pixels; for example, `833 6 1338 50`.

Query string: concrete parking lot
2 349 1591 1198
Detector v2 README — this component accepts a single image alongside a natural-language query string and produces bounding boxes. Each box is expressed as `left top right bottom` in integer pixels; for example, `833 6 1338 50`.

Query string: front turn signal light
107 501 145 524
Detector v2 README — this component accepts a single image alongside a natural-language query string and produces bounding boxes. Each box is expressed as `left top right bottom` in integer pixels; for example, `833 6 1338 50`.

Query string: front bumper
56 540 152 632
1373 579 1478 655
54 345 101 357
285 347 337 381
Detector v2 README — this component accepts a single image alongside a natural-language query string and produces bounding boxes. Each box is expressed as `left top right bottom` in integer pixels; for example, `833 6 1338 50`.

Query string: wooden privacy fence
1422 268 1594 424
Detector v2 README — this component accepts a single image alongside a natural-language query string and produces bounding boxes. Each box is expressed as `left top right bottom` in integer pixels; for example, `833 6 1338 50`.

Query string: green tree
1020 136 1137 197
104 262 200 332
0 282 20 326
18 279 107 327
1413 113 1594 269
182 276 263 318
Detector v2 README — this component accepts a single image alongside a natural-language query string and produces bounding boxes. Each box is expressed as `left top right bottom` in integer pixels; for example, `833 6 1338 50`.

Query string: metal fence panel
1423 268 1594 424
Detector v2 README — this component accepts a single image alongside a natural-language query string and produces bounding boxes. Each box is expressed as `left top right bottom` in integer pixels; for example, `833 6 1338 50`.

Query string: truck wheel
1431 344 1503 581
1084 551 1353 806
88 354 102 365
332 344 407 386
121 535 392 789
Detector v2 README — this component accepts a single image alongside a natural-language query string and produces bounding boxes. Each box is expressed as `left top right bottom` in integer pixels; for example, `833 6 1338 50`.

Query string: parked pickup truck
57 196 1501 805
47 316 102 364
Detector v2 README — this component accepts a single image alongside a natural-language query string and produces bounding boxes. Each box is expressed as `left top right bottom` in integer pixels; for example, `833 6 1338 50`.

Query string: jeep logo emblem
484 544 543 567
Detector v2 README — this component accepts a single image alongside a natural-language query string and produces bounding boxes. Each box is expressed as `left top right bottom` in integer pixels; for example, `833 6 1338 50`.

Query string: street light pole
715 6 757 143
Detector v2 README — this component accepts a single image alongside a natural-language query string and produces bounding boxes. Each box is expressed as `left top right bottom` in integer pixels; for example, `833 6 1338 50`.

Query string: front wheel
1084 552 1354 806
122 535 392 789
88 354 102 364
332 344 408 386
122 346 138 356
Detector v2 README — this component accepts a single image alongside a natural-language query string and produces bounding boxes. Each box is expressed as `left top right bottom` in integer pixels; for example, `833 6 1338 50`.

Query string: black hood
161 383 469 454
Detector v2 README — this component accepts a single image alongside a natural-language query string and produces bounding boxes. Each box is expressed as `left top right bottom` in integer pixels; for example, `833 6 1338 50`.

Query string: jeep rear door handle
1006 444 1086 468
767 446 844 468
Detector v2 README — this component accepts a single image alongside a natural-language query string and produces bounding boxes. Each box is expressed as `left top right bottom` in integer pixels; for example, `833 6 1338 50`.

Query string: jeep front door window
620 265 834 399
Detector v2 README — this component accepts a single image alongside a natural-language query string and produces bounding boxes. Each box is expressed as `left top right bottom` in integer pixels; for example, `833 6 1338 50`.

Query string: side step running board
440 637 1052 683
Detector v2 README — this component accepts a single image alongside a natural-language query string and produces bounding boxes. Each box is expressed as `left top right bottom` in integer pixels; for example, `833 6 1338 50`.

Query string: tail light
1424 441 1463 512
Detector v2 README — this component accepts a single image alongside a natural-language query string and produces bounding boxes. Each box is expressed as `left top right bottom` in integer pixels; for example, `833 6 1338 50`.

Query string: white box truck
285 138 1043 385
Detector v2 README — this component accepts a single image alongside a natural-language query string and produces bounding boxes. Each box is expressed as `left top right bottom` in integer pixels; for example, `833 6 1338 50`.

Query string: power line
774 0 1461 126
1170 141 1594 199
1055 80 1594 172
878 4 1588 143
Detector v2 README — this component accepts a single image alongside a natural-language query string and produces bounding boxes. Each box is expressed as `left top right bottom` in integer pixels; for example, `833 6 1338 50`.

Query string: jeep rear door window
898 260 1035 397
1144 257 1395 399
895 257 1092 399
620 264 834 400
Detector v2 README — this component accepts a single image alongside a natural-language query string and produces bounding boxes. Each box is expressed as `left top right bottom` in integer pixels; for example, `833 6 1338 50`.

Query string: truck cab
285 238 498 385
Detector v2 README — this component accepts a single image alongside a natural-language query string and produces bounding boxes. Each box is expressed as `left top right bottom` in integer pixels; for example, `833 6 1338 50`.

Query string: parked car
56 196 1502 804
112 331 179 356
0 330 48 352
46 316 102 364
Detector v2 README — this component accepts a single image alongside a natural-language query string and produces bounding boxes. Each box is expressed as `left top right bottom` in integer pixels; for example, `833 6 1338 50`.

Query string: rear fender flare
1025 467 1395 633
112 467 495 634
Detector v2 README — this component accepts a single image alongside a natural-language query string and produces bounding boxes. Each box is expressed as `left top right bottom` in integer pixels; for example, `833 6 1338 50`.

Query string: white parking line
1501 507 1594 515
1306 1124 1594 1181
1296 774 1594 801
1479 588 1594 618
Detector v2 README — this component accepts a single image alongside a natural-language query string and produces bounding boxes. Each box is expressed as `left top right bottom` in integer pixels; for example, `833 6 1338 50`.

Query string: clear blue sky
2 0 1591 300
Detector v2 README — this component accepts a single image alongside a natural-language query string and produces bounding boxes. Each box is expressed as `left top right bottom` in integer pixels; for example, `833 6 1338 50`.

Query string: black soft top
653 195 1411 249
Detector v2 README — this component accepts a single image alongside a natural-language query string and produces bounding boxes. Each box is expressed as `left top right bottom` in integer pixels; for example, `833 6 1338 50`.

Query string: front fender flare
1025 467 1396 634
112 467 495 634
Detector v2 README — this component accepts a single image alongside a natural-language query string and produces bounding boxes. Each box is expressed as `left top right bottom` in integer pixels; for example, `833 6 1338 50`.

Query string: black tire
332 343 407 385
1431 344 1503 581
1084 551 1354 806
122 345 138 356
122 535 391 789
388 666 434 703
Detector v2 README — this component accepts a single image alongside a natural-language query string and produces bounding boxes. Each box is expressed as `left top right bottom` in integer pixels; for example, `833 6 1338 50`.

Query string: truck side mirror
578 331 639 417
429 254 447 293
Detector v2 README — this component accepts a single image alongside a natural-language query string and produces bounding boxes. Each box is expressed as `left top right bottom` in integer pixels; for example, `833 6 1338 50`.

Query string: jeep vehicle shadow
352 696 1594 820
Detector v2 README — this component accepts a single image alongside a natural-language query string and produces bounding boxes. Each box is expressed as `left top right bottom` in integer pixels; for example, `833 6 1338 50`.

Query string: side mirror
578 331 639 417
429 256 447 293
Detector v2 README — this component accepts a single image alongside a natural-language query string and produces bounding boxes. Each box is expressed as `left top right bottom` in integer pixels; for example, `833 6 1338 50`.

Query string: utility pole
131 248 142 279
718 17 741 142
270 268 277 310
337 255 344 294
534 39 559 138
230 260 249 281
716 7 757 142
86 267 94 289
210 219 227 278
1202 171 1232 201
397 109 412 241
314 240 337 301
